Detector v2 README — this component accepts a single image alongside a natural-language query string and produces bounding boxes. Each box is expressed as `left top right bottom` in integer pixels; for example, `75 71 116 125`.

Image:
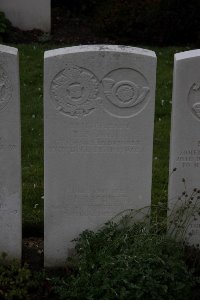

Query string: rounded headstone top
175 49 200 61
44 45 156 59
0 45 18 56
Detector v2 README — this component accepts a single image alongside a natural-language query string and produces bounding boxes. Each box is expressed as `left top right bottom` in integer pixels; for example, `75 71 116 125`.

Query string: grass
19 45 45 233
151 46 191 202
8 43 193 233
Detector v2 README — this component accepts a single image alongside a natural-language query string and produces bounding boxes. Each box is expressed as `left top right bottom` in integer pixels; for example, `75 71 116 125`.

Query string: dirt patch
22 237 43 270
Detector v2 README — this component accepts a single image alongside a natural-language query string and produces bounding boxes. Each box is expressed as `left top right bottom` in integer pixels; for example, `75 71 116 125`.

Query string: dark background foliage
52 0 200 45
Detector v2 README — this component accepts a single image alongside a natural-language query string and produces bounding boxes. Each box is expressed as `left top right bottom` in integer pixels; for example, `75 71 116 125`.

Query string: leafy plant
151 166 200 243
0 253 42 300
168 187 200 242
51 213 196 300
0 12 11 34
0 201 199 299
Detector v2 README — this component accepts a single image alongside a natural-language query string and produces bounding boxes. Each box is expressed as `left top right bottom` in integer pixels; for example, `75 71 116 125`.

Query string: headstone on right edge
169 50 200 246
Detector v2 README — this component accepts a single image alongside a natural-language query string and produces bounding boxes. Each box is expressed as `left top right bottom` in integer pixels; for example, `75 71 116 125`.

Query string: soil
22 237 43 271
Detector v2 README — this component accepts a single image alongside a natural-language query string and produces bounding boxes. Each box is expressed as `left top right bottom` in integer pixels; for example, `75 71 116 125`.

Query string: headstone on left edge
0 45 21 260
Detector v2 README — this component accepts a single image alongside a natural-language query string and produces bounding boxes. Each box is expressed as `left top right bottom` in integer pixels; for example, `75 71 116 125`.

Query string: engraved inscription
0 137 17 151
0 65 12 112
49 121 141 154
0 186 18 214
102 68 150 117
188 223 200 239
188 83 200 120
50 64 99 117
176 146 200 168
0 182 6 210
0 184 18 215
50 139 140 154
52 187 134 216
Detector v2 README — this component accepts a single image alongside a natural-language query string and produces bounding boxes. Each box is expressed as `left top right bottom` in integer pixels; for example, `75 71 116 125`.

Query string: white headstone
0 45 21 259
0 0 51 32
44 45 156 267
169 50 200 245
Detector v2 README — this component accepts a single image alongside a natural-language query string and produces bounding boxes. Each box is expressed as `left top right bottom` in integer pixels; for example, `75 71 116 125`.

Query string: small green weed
0 205 199 299
168 186 200 242
0 253 42 300
51 215 196 300
0 12 10 35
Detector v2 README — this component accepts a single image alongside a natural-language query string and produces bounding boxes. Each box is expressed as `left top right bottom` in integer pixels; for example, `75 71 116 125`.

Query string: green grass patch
6 43 193 231
18 44 55 232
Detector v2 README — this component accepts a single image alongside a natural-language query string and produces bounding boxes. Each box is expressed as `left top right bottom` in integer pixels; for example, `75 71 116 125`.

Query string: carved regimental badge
102 68 150 117
0 66 12 112
188 83 200 120
50 65 99 117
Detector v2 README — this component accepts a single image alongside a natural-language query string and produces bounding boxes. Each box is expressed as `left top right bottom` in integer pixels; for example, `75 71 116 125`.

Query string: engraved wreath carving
50 65 150 118
188 83 200 120
102 68 150 117
103 80 148 108
50 65 99 117
0 65 12 112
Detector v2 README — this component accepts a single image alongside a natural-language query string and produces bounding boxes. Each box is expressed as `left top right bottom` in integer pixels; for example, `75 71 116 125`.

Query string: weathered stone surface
169 50 200 245
0 0 50 32
44 45 156 266
0 45 21 259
